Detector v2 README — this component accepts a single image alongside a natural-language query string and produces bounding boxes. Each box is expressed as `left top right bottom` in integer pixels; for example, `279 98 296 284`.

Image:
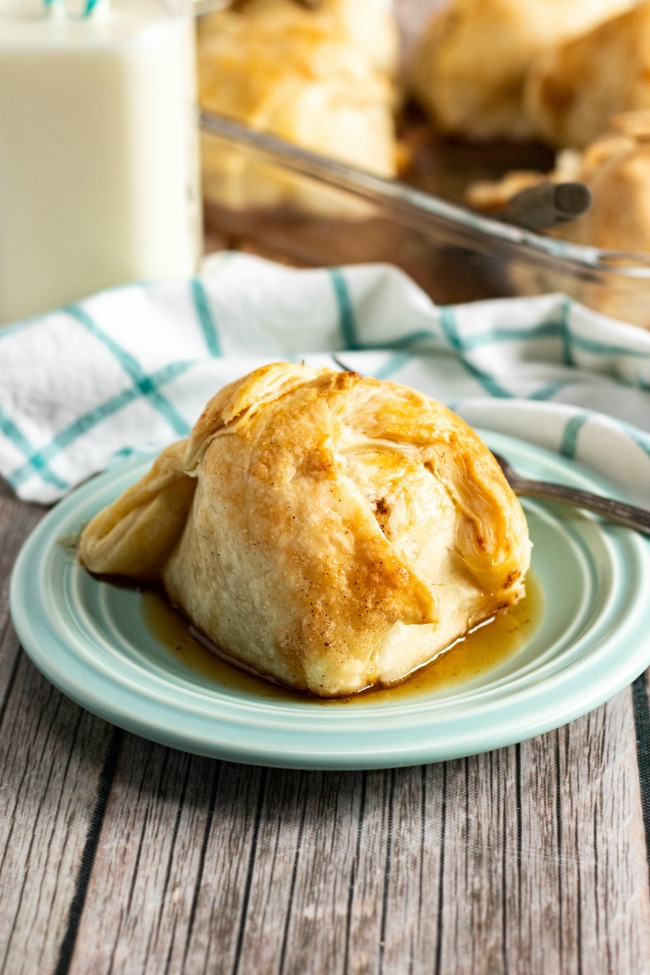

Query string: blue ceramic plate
10 431 650 770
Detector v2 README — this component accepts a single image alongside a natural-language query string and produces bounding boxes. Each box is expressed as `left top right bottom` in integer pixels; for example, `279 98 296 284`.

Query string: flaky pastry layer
79 364 531 698
408 0 633 141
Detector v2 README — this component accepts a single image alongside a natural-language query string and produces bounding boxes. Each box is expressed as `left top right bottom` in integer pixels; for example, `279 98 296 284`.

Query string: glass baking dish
201 111 650 328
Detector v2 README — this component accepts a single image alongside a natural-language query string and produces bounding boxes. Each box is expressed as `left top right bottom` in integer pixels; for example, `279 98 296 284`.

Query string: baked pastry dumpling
408 0 634 141
467 112 650 253
525 1 650 148
79 364 531 698
199 0 399 76
207 0 399 80
465 112 650 327
548 113 650 252
197 0 399 210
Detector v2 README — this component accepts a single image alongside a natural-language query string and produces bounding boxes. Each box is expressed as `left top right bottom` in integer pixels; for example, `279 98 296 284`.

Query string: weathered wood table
1 471 649 975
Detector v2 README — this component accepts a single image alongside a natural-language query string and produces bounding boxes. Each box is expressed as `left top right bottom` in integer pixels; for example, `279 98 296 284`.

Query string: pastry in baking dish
197 0 399 208
79 364 531 698
550 113 650 252
203 0 400 80
525 1 650 149
407 0 634 141
467 111 650 253
465 111 650 327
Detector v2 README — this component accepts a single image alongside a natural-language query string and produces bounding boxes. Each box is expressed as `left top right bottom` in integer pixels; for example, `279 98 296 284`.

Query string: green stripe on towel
559 413 588 459
0 408 68 491
7 361 194 491
65 304 189 436
190 278 221 356
329 268 359 349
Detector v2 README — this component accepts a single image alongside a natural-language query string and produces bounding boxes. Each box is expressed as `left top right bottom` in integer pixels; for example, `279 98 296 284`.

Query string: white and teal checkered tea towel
1 252 649 506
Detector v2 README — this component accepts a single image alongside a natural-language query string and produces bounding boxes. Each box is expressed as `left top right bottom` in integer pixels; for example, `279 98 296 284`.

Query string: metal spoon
500 181 592 231
493 452 650 537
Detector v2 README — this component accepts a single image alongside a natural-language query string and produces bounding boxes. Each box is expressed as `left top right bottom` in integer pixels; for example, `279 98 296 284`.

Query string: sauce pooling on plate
140 573 543 705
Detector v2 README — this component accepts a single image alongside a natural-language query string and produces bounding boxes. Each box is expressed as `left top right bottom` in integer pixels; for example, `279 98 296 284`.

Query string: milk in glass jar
0 0 201 325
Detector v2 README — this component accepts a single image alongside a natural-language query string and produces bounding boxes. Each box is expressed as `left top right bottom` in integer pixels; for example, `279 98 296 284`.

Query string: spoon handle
511 476 650 536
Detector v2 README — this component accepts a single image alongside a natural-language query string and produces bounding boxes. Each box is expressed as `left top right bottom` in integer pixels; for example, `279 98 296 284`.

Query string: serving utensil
493 452 650 536
501 181 592 231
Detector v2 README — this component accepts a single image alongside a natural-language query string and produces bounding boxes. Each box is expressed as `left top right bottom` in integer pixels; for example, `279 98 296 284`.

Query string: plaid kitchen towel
1 251 649 505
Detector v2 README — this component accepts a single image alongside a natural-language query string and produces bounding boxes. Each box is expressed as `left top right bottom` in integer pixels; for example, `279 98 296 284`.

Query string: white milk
0 0 200 325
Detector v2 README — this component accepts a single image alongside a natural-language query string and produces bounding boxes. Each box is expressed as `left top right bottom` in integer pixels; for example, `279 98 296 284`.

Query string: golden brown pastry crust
467 112 650 257
525 2 650 148
554 116 650 252
79 364 531 698
212 0 400 80
408 0 634 141
197 0 399 208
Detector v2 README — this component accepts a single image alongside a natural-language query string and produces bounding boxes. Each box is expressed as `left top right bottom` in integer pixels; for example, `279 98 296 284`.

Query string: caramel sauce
139 572 543 705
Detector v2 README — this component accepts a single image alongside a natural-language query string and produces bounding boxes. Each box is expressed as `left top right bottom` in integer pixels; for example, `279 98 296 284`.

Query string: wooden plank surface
3 4 650 967
1 479 649 975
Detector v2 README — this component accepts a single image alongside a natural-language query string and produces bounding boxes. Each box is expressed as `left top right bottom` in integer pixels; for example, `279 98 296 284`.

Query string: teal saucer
10 431 650 769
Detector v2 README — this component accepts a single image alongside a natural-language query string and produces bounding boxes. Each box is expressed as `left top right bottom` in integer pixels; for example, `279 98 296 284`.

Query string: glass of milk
0 0 201 325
